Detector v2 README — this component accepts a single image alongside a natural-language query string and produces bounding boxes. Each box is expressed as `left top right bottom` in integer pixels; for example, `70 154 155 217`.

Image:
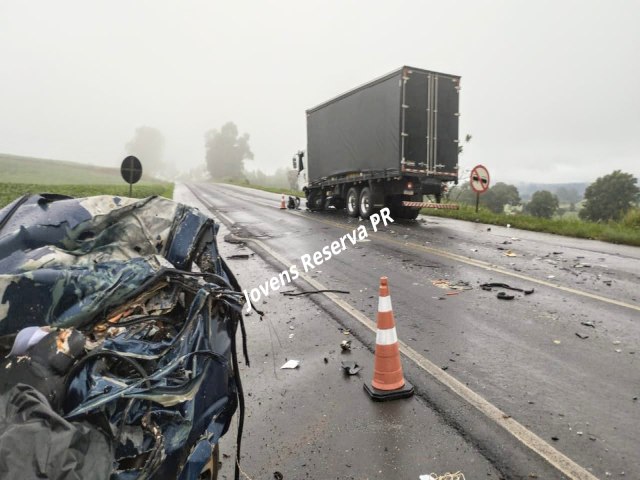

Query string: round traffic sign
470 164 490 193
121 156 143 185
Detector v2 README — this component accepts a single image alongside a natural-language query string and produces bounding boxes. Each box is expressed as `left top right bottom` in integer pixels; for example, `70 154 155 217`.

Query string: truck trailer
294 66 460 219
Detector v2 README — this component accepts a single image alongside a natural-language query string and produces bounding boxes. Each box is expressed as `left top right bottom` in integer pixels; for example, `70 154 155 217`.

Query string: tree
448 181 476 205
525 190 559 218
205 122 253 180
482 182 521 213
125 126 165 175
579 170 639 222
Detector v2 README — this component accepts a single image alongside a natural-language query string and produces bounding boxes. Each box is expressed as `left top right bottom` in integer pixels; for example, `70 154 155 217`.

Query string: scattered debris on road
280 359 300 369
281 289 350 296
575 333 589 339
432 280 473 292
340 340 352 351
480 282 534 295
340 361 361 375
420 472 466 480
228 253 254 260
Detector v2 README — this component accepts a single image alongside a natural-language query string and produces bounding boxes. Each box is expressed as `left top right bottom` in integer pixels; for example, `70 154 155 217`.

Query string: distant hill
0 153 160 184
516 182 589 202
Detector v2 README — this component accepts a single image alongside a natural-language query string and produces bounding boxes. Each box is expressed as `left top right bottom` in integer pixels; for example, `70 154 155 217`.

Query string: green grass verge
0 183 174 209
422 204 640 247
221 180 304 197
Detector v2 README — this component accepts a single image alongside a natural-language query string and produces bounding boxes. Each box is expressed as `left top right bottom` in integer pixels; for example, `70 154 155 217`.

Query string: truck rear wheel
346 187 360 217
359 187 375 219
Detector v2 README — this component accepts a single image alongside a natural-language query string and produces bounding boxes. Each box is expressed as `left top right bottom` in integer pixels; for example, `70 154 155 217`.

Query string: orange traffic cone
279 194 286 209
364 276 414 401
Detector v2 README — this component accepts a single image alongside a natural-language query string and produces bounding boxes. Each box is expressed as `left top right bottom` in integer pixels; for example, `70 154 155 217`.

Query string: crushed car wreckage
0 193 248 480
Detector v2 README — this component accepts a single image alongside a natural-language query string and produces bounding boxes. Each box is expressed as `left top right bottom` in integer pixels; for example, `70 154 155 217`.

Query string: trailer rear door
402 68 459 179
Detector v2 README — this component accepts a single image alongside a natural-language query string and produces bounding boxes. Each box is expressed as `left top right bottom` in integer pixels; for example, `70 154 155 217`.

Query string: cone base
364 380 414 402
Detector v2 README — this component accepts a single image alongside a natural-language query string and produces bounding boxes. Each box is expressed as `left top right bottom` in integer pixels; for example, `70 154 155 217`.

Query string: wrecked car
0 193 248 480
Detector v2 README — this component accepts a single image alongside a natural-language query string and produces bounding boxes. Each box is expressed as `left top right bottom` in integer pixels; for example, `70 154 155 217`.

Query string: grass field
0 153 173 209
0 153 162 184
0 183 174 209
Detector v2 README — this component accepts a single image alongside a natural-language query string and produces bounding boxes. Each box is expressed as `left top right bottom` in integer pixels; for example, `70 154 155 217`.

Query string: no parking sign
470 164 490 193
470 164 490 212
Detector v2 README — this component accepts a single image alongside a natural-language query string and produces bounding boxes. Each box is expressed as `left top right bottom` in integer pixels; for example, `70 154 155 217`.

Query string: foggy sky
1 1 638 184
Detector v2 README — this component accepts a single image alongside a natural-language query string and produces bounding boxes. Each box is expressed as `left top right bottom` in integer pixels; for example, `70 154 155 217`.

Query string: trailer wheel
359 187 374 219
346 187 360 217
307 189 325 211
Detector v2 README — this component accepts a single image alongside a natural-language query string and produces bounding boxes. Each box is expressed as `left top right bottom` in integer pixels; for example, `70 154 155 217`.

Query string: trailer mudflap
402 201 459 209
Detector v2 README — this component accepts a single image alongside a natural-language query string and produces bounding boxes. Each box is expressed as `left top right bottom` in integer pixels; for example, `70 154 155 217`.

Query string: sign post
470 164 490 212
120 156 143 197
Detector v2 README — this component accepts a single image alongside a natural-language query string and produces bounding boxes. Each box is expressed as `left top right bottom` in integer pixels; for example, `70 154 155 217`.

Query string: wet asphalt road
185 183 640 479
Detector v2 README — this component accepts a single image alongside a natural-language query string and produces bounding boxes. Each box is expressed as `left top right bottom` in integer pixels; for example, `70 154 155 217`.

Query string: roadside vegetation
425 170 640 247
422 203 640 246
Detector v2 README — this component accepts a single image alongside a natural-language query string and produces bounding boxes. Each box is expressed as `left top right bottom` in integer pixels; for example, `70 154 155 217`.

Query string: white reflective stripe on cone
376 327 398 346
378 295 393 313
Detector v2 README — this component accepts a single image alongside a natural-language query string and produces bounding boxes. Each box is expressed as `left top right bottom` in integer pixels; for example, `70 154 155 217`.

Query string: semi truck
294 66 460 219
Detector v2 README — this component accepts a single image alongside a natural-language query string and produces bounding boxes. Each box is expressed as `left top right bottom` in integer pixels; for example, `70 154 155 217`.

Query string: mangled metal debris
0 194 248 480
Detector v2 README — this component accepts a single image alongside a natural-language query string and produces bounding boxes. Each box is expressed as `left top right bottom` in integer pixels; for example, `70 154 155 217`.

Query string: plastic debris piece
280 360 300 369
553 340 561 345
341 361 361 375
274 471 284 480
581 321 595 328
480 282 534 295
504 250 517 257
613 340 621 345
288 333 294 339
575 333 589 340
8 326 50 356
497 292 515 300
340 340 352 351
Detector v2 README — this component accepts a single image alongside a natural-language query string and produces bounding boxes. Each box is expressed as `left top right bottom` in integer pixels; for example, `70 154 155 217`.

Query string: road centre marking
190 185 598 480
